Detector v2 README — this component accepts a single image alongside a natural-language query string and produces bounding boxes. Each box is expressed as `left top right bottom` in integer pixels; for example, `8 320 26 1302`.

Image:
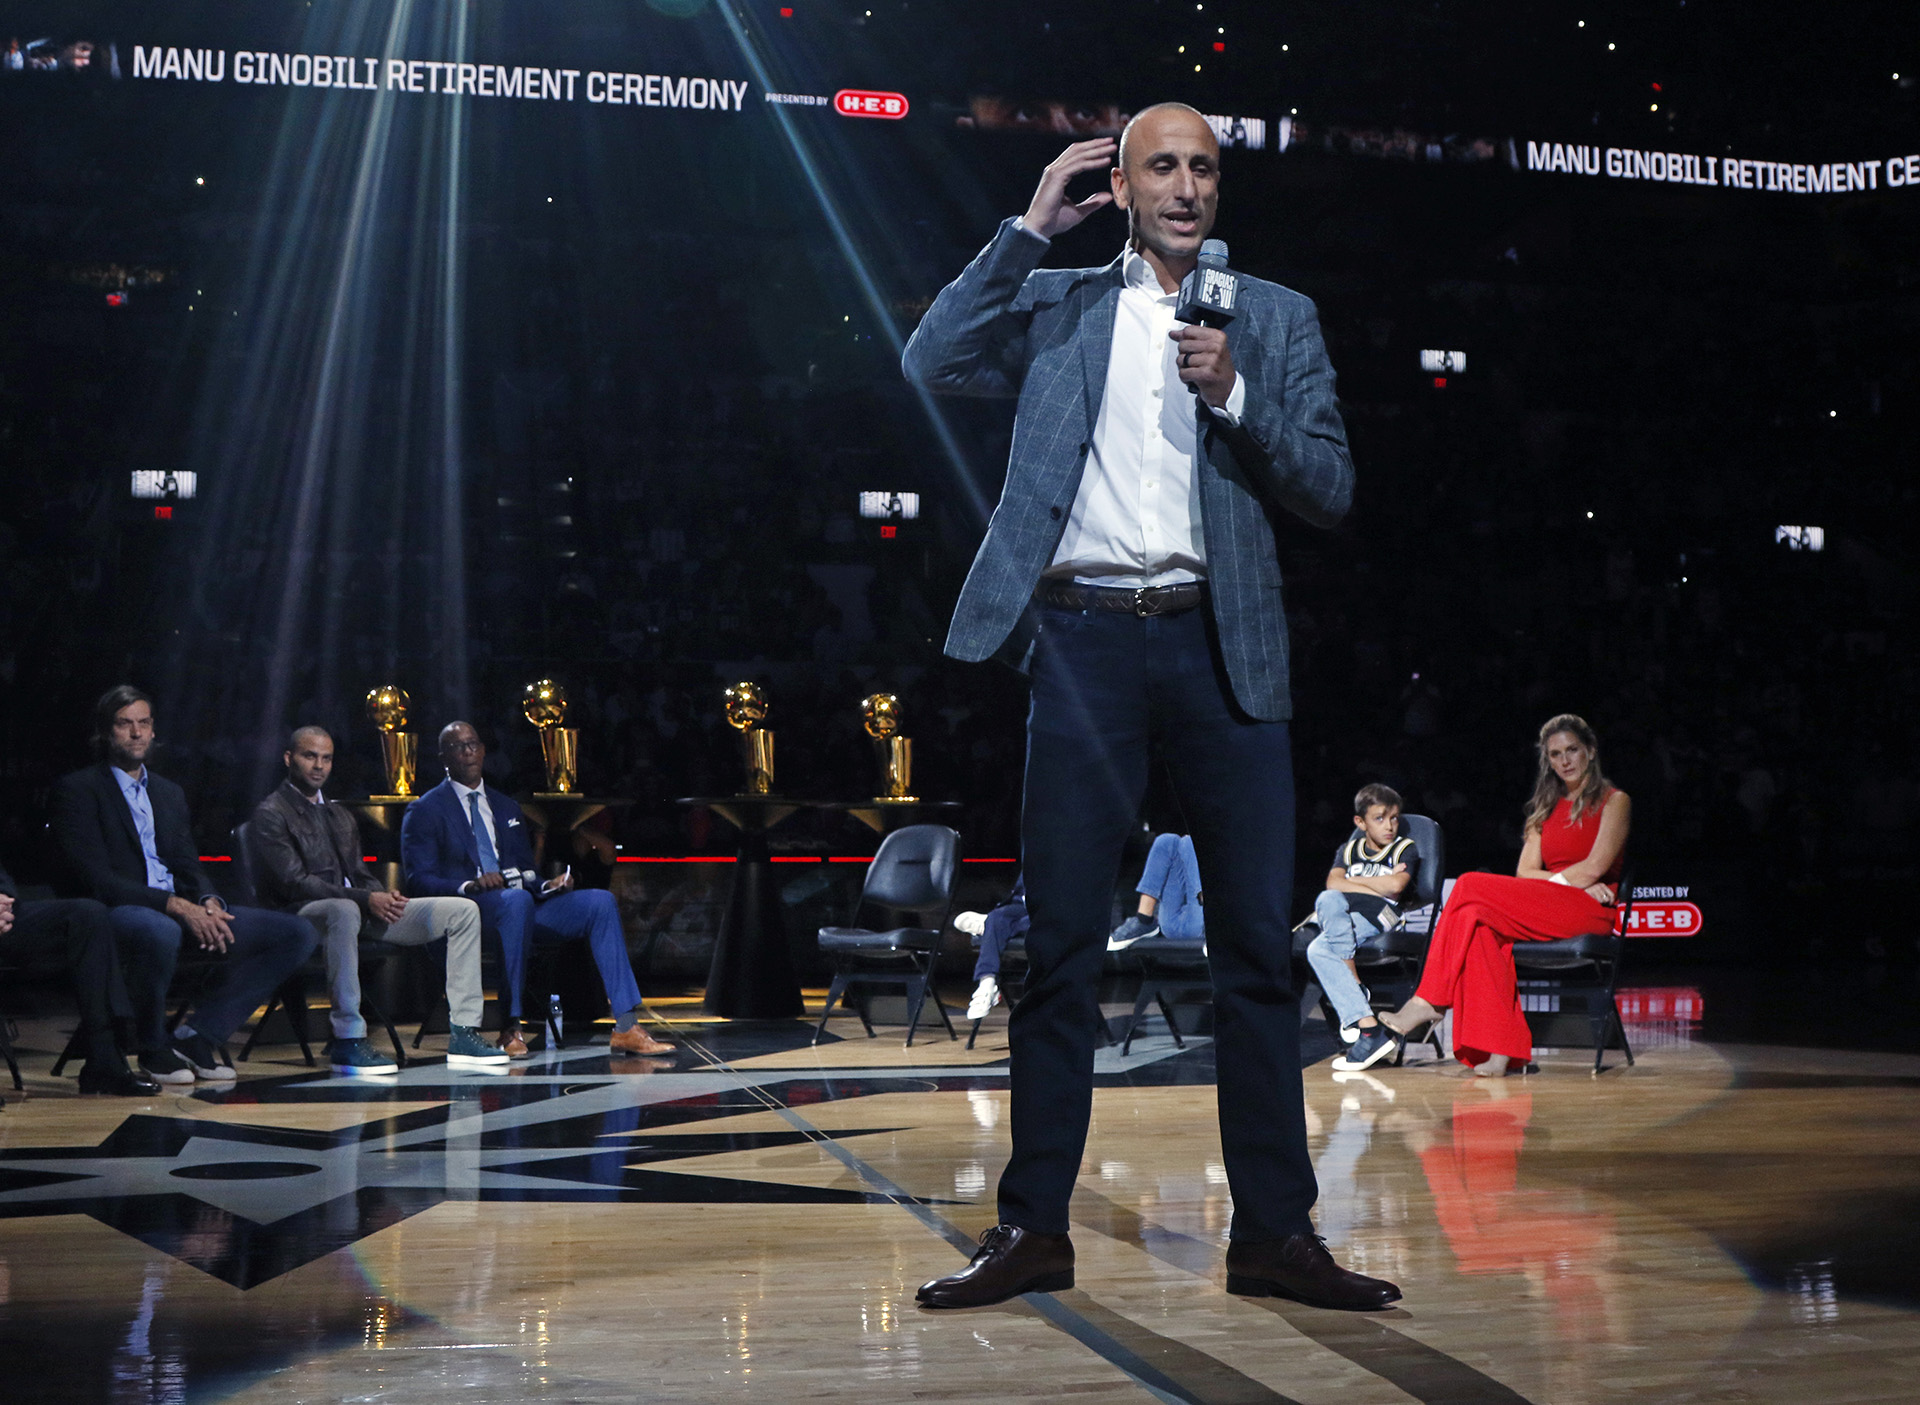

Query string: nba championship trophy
724 682 774 795
365 684 417 799
523 678 580 795
861 693 916 802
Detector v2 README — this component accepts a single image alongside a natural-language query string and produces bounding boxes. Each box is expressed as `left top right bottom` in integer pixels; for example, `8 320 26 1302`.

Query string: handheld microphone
1174 239 1239 328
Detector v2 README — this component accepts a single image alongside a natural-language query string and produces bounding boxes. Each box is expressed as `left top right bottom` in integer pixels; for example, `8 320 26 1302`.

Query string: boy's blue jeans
1306 889 1383 1030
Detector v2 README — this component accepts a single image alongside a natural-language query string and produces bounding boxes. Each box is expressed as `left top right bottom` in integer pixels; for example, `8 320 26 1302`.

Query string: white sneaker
967 977 1001 1022
953 911 988 938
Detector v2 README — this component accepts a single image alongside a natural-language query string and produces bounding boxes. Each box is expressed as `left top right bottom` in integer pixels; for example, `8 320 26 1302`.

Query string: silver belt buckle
1133 587 1158 618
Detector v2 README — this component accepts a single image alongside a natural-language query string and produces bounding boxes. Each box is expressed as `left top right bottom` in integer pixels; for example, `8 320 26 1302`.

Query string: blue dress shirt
113 766 177 894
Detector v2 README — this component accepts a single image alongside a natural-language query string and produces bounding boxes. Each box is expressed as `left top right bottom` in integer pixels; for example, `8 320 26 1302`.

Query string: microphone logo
1200 267 1236 311
1175 241 1239 328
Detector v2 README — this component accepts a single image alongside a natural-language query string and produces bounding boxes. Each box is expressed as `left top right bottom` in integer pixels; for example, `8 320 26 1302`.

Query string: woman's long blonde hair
1524 713 1609 835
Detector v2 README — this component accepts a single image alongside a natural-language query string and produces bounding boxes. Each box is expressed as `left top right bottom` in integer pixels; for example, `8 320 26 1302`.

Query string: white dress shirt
1032 235 1248 588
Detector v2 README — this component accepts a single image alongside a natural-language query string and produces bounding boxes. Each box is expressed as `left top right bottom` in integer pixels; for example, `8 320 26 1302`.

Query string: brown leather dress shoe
502 1026 531 1059
1226 1234 1401 1310
916 1225 1074 1309
609 1026 676 1057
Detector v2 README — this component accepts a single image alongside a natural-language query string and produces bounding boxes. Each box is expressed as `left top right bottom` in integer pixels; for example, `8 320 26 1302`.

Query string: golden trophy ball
523 678 580 795
365 684 418 798
724 681 775 795
861 692 916 802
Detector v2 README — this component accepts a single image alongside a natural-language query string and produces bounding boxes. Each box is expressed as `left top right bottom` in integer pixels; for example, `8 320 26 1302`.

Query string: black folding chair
0 1007 21 1094
0 924 41 1092
1512 865 1638 1074
813 825 961 1047
1117 937 1212 1055
51 936 235 1076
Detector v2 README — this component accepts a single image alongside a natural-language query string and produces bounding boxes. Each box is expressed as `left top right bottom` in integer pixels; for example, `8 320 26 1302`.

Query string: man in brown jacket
251 726 499 1073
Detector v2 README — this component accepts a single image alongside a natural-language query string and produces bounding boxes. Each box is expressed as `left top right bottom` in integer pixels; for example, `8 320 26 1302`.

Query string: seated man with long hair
1384 714 1628 1076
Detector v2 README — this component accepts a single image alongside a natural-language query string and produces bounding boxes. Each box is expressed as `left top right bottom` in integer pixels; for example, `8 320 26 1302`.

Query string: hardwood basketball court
1 992 1915 1403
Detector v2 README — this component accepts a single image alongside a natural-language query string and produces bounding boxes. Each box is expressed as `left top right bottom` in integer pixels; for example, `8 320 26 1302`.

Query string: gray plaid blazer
902 218 1354 722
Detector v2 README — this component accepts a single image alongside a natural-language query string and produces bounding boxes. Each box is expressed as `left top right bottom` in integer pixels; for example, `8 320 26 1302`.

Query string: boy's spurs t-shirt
1333 831 1421 926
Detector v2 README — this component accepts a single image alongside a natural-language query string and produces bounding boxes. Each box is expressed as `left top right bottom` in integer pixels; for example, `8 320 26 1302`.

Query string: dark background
2 1 1915 964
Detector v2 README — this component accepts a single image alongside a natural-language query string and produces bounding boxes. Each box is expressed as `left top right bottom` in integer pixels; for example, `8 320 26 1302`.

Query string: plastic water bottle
547 993 564 1048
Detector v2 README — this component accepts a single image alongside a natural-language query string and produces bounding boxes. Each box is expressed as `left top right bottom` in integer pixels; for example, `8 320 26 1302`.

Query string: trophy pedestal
824 797 964 837
517 796 634 871
341 797 418 895
678 795 809 1019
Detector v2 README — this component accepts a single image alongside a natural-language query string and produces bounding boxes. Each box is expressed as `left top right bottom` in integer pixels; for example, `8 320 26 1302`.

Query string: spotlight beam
715 0 991 528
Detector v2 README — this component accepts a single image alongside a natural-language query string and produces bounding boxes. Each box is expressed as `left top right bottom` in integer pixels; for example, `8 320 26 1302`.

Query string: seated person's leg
378 896 484 1026
179 906 317 1066
107 904 183 1063
474 886 536 1029
5 898 142 1085
1110 833 1181 946
969 899 1029 1018
532 888 674 1055
298 898 368 1042
1307 891 1375 1028
975 902 1028 981
1153 835 1206 942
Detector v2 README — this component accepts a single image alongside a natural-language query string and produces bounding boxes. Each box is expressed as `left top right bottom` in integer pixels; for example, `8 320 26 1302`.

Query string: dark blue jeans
109 903 317 1051
972 899 1030 981
1000 602 1315 1242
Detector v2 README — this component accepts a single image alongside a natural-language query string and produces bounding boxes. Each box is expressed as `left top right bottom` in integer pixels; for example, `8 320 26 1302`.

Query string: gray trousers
298 896 483 1038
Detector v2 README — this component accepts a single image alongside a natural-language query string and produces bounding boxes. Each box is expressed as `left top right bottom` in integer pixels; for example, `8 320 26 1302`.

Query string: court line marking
650 1009 1538 1405
673 1027 1262 1404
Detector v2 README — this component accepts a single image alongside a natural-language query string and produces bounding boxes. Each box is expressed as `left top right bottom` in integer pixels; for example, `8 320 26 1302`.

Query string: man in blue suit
401 721 675 1059
907 105 1398 1311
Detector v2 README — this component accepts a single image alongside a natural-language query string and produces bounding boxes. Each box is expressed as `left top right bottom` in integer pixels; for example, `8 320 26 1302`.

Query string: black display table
676 795 813 1019
820 798 965 837
516 795 635 870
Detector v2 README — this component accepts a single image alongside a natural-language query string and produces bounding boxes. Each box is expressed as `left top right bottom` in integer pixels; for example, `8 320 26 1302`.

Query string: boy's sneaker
967 977 1001 1022
330 1037 400 1076
1331 1024 1401 1073
172 1032 236 1082
1107 914 1159 950
953 911 988 938
445 1026 509 1067
139 1047 197 1086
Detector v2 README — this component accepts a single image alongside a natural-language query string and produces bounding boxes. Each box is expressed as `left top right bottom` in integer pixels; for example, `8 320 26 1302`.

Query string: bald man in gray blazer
906 104 1398 1312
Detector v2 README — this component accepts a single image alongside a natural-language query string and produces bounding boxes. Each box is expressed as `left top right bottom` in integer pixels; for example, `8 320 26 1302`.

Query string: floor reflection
1418 1085 1623 1345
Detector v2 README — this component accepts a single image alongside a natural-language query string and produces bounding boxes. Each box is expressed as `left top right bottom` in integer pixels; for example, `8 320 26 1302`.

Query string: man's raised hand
1022 138 1117 240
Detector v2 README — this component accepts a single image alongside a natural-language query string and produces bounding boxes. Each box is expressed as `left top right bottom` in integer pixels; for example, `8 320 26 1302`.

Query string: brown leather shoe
916 1225 1074 1309
1226 1234 1401 1310
502 1025 531 1059
609 1026 676 1057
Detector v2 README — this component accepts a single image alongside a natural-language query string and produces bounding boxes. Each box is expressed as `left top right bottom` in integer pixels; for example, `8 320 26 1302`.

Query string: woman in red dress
1384 714 1630 1076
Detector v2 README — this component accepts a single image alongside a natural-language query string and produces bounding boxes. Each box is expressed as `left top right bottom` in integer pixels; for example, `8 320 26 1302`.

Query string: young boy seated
1309 784 1420 1073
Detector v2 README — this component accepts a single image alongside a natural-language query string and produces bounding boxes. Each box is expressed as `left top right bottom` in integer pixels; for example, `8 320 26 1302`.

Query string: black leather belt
1036 579 1208 618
